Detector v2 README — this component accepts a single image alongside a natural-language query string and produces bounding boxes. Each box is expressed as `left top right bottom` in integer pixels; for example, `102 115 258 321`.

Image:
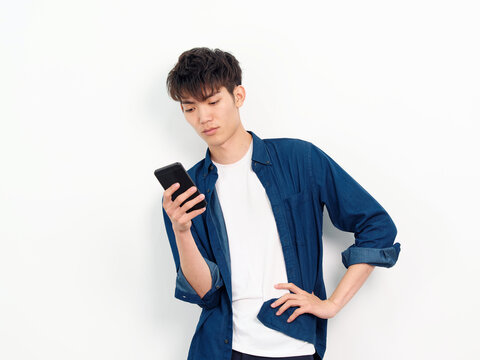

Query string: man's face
179 85 245 145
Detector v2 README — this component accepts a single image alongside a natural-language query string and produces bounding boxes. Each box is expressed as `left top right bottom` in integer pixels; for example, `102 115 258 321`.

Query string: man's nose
198 105 213 123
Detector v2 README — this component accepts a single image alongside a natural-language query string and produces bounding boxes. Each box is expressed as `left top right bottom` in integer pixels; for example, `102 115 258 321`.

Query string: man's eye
185 108 193 112
209 100 218 105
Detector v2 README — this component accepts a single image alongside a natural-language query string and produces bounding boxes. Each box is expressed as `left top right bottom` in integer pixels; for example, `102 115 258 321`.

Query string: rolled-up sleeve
162 198 224 309
175 257 224 308
308 142 401 268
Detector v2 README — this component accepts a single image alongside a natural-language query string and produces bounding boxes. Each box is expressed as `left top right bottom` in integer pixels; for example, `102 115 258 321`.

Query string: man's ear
234 85 246 107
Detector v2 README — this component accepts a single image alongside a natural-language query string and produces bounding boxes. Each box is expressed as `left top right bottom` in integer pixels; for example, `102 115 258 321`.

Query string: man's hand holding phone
163 183 206 234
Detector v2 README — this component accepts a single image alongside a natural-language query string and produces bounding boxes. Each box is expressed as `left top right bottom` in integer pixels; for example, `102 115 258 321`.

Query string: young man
161 47 401 360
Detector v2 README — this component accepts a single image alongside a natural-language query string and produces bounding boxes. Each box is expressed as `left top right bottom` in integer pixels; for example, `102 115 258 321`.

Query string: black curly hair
166 47 242 103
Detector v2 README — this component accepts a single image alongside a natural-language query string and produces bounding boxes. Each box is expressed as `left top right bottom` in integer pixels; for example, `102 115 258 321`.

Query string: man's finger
173 185 198 208
275 282 303 294
163 183 180 204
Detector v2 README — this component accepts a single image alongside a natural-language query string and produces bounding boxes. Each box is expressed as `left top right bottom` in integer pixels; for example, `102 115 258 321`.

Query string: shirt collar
202 129 271 177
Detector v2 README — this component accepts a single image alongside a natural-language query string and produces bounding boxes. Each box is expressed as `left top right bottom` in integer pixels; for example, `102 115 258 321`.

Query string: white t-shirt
212 138 316 357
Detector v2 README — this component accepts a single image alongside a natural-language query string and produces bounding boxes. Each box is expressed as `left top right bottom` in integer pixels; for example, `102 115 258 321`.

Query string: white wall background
1 1 479 359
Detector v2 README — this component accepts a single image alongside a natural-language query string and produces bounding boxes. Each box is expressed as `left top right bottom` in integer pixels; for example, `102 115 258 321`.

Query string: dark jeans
231 349 315 360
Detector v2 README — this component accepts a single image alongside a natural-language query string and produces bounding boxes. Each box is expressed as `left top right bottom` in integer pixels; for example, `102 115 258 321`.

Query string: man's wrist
328 297 343 314
173 227 192 238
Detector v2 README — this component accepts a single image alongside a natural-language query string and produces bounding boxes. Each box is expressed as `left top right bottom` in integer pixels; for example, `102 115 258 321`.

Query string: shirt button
209 165 213 170
207 189 210 192
216 285 220 289
182 295 186 298
266 182 270 186
224 339 229 344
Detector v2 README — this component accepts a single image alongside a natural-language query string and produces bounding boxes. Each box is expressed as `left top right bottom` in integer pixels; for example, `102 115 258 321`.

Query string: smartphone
154 162 207 213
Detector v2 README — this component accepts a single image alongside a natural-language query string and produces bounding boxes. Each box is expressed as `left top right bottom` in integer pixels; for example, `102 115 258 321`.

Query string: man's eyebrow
181 90 221 104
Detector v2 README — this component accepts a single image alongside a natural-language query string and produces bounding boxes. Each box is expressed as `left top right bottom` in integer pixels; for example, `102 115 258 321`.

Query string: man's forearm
329 263 375 313
174 228 212 299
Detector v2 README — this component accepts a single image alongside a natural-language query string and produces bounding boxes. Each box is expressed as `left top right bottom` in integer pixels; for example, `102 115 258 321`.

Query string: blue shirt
162 130 401 360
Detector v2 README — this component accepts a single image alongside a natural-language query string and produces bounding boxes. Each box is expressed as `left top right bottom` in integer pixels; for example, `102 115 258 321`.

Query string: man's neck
209 128 253 165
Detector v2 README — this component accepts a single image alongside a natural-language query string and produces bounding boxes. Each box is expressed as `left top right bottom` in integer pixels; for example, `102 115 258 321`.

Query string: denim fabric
161 130 401 360
175 257 225 310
